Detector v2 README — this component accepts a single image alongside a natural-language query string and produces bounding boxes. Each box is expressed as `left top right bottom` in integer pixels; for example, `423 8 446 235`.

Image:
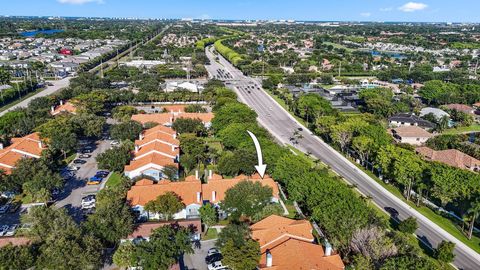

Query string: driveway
182 240 216 270
55 138 113 221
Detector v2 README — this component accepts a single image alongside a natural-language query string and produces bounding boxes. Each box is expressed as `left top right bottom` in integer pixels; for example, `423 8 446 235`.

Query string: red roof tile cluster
131 112 214 126
124 125 179 176
0 132 46 174
445 104 474 114
0 237 31 248
51 101 77 116
126 173 280 207
251 215 345 270
416 147 480 171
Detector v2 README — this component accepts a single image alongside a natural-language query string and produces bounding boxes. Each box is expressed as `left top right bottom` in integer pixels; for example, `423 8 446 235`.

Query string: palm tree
437 115 450 132
467 200 480 239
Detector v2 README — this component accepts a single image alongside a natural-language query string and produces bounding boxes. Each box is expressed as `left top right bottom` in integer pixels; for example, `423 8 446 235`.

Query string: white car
0 225 9 236
110 140 120 146
4 225 18 237
81 195 96 209
208 261 224 270
207 248 220 256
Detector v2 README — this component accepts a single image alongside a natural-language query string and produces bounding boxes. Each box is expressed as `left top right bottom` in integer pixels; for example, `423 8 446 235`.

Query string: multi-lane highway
205 46 480 270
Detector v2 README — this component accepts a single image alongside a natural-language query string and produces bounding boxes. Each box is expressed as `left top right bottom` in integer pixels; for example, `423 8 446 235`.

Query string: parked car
0 204 10 214
4 224 18 237
79 154 91 159
81 195 96 209
205 253 223 265
88 176 103 185
73 159 87 165
68 166 80 171
110 140 120 146
0 225 9 236
207 248 220 256
95 171 109 178
81 149 93 154
207 261 225 270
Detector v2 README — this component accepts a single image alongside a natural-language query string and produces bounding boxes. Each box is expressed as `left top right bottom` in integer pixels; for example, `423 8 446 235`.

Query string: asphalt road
0 77 71 117
205 46 480 270
182 240 215 270
55 138 113 221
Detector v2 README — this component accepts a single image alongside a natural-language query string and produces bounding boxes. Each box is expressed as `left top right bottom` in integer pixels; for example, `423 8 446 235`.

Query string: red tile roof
0 132 46 174
416 147 480 170
52 101 77 116
252 215 345 270
0 237 31 248
445 104 474 114
127 179 202 206
131 112 214 125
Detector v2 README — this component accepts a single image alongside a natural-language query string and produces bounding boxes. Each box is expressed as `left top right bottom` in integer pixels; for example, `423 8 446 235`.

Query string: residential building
251 215 344 270
0 133 46 174
165 81 203 93
419 107 450 120
51 100 77 116
126 172 280 221
444 104 475 115
121 219 202 243
390 126 434 145
416 147 480 171
131 112 214 128
388 113 435 129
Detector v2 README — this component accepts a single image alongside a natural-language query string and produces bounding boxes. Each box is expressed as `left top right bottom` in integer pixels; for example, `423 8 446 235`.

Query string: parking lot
54 137 113 221
182 240 216 270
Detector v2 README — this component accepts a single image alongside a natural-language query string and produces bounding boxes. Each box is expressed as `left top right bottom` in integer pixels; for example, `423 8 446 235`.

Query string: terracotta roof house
251 215 345 270
444 104 475 115
125 125 179 181
122 219 201 243
416 147 480 171
0 237 31 248
388 113 434 129
131 112 214 128
126 171 281 221
51 100 77 116
0 132 46 174
390 126 434 146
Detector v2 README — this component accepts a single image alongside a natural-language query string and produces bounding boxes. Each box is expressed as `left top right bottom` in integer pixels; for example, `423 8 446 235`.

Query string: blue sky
1 0 479 22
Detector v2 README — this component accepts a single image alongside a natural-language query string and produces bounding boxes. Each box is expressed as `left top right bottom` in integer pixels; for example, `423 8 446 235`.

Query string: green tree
252 204 284 223
70 113 106 137
111 120 143 141
381 255 436 270
184 104 207 113
467 199 480 240
217 149 256 177
0 244 35 270
398 217 418 234
144 192 185 221
222 181 273 221
218 122 268 150
0 68 11 84
212 103 257 132
199 203 217 232
221 238 260 270
72 91 107 114
216 223 250 248
85 188 135 246
162 164 178 180
435 241 455 264
112 105 138 122
96 144 133 172
172 118 206 135
113 242 138 269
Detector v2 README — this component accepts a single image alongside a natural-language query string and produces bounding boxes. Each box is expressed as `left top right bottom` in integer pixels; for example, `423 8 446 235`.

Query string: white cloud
398 2 428 12
360 12 372 17
380 7 393 12
58 0 104 4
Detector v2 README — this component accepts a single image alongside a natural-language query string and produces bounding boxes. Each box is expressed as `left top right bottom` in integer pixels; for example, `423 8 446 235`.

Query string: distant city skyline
1 0 480 23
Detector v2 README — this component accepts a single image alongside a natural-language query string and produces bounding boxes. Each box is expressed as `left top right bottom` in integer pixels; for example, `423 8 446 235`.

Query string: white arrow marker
247 130 267 178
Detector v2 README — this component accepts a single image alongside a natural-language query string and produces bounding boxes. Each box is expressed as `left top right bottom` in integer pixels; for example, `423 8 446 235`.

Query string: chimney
196 192 201 203
171 145 175 152
173 133 177 139
59 100 64 106
135 145 139 153
139 133 144 140
0 143 3 150
38 141 43 149
208 169 213 179
211 191 216 202
170 116 174 123
266 249 273 267
324 241 332 257
195 170 199 180
51 106 55 113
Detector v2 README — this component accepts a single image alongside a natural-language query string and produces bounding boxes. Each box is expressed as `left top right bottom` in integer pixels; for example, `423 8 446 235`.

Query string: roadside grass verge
203 228 218 240
443 124 480 134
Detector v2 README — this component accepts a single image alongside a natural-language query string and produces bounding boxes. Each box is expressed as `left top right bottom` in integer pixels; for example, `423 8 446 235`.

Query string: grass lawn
106 172 123 188
443 124 480 134
352 160 480 254
63 153 77 165
203 228 218 240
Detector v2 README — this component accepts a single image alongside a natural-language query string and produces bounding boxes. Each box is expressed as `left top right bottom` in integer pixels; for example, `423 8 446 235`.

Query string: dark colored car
205 253 223 265
96 171 109 178
81 149 93 154
384 207 399 218
73 159 87 164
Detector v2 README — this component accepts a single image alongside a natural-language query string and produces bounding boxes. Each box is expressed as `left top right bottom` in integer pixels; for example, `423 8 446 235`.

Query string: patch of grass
0 87 46 113
203 228 218 240
352 159 480 254
106 172 123 188
63 153 77 165
443 124 480 134
285 203 297 219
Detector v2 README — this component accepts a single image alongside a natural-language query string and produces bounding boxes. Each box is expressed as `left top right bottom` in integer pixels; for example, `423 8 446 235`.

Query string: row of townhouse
0 133 46 174
126 172 279 220
131 111 214 129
